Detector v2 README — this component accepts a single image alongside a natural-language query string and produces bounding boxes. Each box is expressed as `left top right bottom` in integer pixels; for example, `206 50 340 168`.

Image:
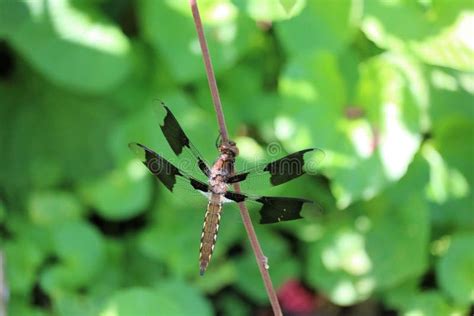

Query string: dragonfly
129 103 323 275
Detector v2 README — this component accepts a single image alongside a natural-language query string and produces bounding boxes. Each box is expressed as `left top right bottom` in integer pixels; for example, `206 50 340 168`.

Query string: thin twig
189 1 283 315
0 251 7 316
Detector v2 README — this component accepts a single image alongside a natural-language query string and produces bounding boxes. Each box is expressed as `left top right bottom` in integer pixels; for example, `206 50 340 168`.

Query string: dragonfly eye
232 146 239 156
219 140 239 156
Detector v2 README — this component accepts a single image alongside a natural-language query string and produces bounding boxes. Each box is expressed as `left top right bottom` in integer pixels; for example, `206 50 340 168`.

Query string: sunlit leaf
400 291 468 316
99 287 180 316
410 13 474 71
307 156 430 305
138 0 255 83
362 1 473 71
6 0 131 93
234 0 306 21
436 233 474 304
276 1 358 55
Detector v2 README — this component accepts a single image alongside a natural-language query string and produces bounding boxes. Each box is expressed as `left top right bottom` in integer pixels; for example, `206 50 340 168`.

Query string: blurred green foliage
0 0 473 315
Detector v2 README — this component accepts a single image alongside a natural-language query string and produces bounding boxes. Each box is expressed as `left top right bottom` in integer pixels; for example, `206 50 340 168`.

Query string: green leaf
307 156 430 305
400 291 468 316
195 261 237 294
8 297 48 316
278 51 347 150
28 191 84 226
434 117 474 187
233 254 267 304
233 0 306 21
279 52 424 207
41 220 105 294
78 161 152 220
234 229 300 304
0 0 30 38
0 199 5 223
276 1 357 56
154 280 213 316
4 238 45 295
6 0 131 93
87 240 124 297
362 1 474 71
382 278 419 310
217 293 251 316
99 287 181 316
138 0 256 83
332 54 425 207
0 68 117 191
53 293 103 316
410 13 474 71
436 233 474 304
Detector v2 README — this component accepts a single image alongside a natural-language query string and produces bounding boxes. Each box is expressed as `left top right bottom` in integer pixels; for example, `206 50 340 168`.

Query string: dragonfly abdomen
199 195 223 276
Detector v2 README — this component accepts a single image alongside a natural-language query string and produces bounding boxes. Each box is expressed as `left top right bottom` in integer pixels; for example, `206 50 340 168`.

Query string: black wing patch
227 172 249 184
224 191 247 203
160 105 190 156
255 196 311 224
224 191 312 224
228 148 324 187
264 149 313 186
159 103 210 176
190 178 209 192
129 142 209 193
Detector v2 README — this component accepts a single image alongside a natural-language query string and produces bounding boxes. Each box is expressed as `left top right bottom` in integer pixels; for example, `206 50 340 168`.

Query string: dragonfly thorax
209 163 231 194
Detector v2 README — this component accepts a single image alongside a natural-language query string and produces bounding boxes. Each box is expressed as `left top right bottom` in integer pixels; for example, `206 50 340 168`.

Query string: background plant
0 0 473 315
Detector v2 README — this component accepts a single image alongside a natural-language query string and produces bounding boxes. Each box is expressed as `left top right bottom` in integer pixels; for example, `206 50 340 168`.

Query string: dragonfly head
219 140 239 157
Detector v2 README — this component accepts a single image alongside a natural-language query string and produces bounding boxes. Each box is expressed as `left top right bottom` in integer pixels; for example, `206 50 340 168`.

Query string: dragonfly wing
158 102 211 177
228 148 325 189
224 190 312 224
129 142 209 194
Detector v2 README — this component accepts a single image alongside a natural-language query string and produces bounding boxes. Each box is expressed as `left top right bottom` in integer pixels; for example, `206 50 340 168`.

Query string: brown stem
189 1 282 315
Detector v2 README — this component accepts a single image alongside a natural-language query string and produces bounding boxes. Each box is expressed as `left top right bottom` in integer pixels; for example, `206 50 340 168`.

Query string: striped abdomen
199 194 222 276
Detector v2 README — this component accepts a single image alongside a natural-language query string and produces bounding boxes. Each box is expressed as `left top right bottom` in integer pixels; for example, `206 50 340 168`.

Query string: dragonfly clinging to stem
129 103 324 275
